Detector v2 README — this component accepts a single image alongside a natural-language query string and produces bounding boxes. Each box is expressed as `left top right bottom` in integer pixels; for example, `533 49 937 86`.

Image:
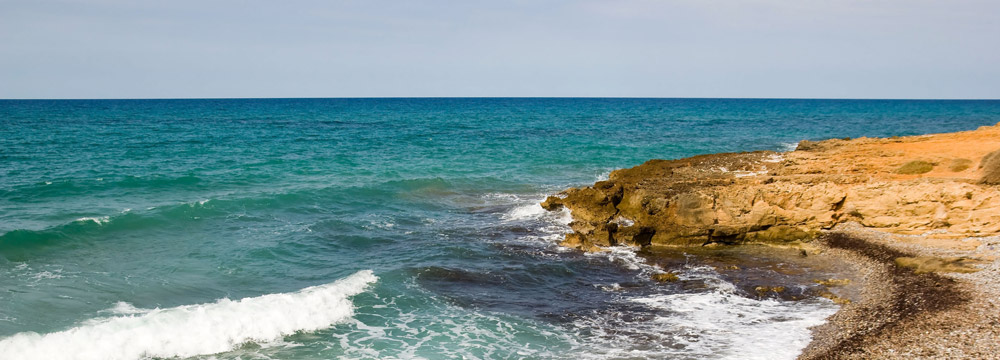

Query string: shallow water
2 98 999 359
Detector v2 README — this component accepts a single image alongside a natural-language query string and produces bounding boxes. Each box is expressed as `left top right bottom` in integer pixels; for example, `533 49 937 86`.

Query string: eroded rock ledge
542 123 1000 251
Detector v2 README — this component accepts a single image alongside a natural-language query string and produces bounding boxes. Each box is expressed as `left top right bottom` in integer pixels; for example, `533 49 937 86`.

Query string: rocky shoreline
542 124 1000 358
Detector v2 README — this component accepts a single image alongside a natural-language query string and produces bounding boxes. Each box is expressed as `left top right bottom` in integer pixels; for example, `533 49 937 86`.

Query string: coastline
541 124 1000 357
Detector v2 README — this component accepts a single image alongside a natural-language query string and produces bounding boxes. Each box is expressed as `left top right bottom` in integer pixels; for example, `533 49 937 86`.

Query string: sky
1 0 998 99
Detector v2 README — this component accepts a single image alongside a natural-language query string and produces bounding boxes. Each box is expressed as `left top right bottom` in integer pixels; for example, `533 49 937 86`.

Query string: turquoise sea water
2 98 999 359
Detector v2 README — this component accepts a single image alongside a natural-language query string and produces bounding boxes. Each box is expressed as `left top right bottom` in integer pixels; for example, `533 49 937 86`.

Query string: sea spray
0 270 377 360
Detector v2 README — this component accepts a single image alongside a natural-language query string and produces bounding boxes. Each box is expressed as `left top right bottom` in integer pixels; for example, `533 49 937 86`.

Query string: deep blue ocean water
2 98 999 359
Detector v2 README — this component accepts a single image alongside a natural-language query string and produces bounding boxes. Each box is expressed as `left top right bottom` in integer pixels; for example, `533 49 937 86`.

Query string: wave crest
0 270 378 360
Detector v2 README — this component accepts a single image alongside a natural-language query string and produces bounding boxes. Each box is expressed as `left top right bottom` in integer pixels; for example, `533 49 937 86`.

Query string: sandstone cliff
542 123 1000 251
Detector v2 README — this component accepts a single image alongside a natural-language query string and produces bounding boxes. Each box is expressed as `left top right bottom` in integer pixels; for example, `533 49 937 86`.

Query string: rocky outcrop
543 123 1000 251
980 149 1000 185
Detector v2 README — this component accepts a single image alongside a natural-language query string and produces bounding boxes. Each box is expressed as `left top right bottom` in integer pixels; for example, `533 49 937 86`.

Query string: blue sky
1 0 998 99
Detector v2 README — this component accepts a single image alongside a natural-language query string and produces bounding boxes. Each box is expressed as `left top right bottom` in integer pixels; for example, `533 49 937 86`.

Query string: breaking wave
0 270 378 360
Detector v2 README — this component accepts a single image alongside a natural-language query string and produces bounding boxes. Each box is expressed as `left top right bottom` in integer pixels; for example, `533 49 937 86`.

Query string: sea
2 98 999 360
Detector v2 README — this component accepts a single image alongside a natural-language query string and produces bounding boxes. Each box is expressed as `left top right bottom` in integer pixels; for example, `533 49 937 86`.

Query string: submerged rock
754 285 787 297
650 272 679 282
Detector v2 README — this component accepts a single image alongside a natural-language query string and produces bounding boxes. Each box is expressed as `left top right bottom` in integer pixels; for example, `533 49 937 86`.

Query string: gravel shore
799 222 1000 359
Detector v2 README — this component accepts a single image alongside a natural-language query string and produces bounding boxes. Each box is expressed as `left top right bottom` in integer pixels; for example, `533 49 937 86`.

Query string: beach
801 224 1000 359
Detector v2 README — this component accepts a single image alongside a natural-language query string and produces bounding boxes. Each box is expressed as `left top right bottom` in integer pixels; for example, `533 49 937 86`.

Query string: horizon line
2 96 1000 101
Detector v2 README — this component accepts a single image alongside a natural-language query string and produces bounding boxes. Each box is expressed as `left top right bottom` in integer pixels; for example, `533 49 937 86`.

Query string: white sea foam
497 193 572 227
362 214 397 230
504 203 548 221
30 270 62 281
572 264 838 360
550 206 573 226
595 170 612 182
0 270 378 360
484 192 574 252
74 216 110 225
10 264 72 287
585 245 660 274
780 142 799 152
629 290 835 358
482 192 521 202
103 302 147 316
